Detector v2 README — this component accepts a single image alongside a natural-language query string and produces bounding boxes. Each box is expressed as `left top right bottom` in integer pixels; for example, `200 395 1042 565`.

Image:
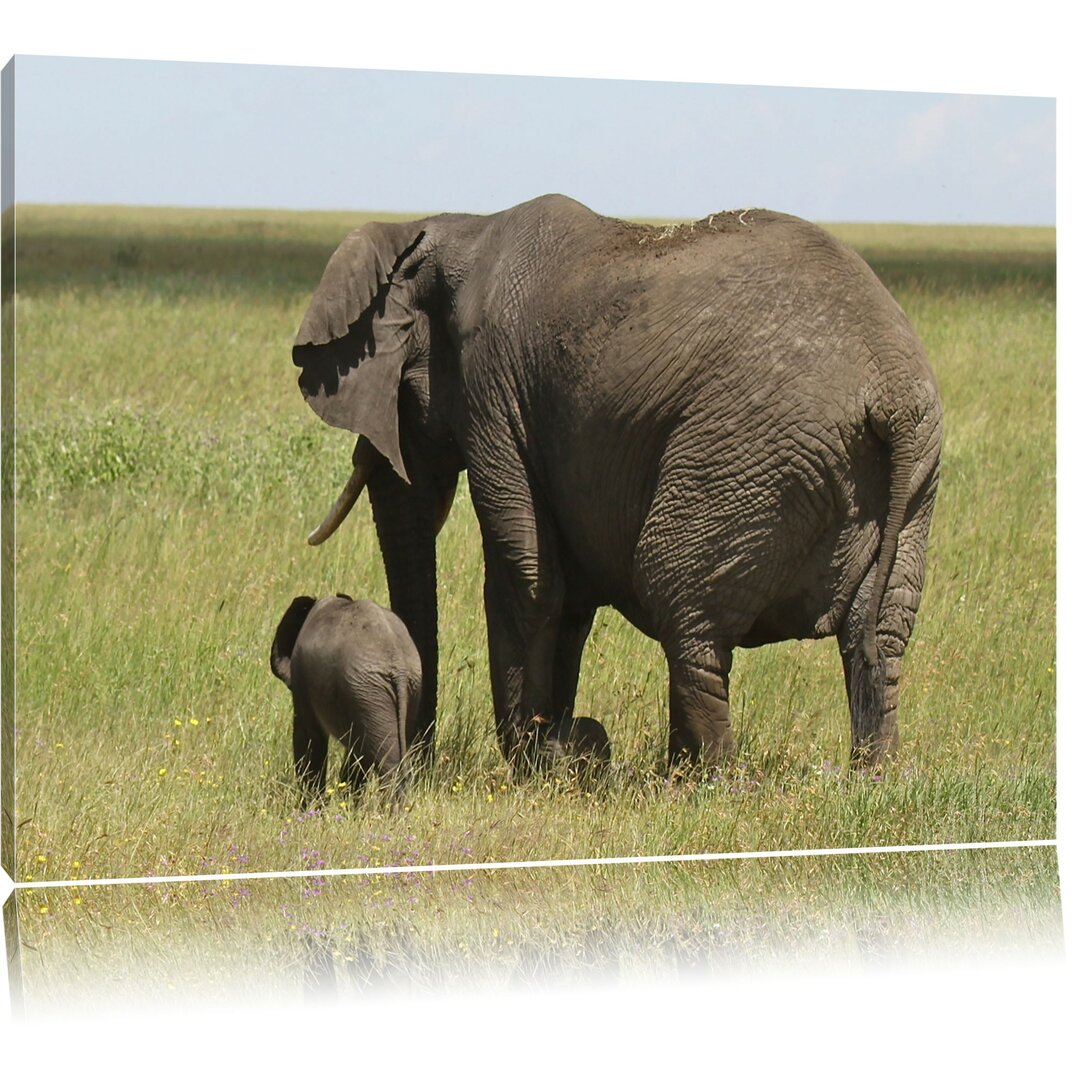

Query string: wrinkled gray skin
293 194 943 774
270 594 422 800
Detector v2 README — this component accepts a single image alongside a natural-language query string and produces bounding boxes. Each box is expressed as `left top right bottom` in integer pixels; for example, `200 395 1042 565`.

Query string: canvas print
0 55 1058 1011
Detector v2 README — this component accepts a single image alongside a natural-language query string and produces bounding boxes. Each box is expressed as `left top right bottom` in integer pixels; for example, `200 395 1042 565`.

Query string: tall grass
11 207 1055 897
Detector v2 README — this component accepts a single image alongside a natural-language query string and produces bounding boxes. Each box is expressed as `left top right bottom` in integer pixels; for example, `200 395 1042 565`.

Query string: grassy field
10 205 1056 908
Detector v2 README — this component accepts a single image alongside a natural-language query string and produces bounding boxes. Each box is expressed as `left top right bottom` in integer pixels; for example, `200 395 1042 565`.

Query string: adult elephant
292 194 942 773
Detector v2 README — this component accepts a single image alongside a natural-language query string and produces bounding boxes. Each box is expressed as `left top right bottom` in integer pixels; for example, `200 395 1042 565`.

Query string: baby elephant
270 594 422 802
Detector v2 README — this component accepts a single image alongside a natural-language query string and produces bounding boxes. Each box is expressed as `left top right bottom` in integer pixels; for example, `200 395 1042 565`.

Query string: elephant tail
393 672 412 773
862 383 942 668
862 436 914 667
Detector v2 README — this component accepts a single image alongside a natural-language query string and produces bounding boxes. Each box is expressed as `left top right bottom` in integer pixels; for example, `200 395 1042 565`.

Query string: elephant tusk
306 439 381 546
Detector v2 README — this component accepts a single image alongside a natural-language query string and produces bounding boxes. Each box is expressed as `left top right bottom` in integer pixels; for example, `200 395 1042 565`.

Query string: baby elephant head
271 593 356 687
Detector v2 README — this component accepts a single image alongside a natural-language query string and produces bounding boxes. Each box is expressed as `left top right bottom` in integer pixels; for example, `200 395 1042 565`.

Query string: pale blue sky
10 55 1055 225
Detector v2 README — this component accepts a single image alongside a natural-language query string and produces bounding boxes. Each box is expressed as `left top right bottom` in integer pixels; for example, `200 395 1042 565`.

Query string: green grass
11 206 1056 897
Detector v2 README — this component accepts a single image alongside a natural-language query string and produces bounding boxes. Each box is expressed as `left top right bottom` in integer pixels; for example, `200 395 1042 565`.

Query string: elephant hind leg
339 747 374 793
665 643 736 769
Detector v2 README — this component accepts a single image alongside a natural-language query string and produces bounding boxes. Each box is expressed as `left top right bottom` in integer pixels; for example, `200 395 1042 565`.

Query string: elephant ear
270 595 318 689
293 223 429 482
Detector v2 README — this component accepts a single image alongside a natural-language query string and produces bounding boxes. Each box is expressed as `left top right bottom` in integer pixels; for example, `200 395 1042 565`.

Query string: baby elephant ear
293 223 428 483
270 596 318 688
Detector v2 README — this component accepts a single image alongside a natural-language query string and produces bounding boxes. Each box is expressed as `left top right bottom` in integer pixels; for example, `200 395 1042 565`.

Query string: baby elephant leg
338 746 372 794
293 703 329 803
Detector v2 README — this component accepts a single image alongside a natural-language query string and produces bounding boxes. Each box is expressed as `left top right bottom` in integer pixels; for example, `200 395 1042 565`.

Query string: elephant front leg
552 607 596 722
665 643 736 770
471 450 571 773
